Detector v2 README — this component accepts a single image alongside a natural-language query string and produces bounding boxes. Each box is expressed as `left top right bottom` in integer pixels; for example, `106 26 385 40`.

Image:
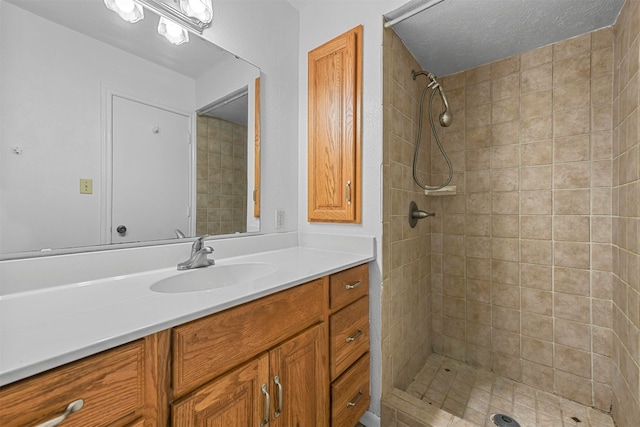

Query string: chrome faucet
177 236 215 270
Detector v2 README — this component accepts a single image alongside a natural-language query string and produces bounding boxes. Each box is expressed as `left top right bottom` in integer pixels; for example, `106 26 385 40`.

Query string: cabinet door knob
273 375 283 418
346 180 352 205
36 399 84 427
260 384 270 427
346 389 364 408
345 328 363 343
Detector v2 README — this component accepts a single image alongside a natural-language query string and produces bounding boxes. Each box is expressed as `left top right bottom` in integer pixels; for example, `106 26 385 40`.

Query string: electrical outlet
275 210 285 231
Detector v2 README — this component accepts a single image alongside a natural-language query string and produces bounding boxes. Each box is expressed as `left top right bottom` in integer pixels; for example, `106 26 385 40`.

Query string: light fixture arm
135 0 210 34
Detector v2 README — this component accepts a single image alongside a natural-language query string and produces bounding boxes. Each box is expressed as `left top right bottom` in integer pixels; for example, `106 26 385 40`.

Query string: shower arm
412 70 435 81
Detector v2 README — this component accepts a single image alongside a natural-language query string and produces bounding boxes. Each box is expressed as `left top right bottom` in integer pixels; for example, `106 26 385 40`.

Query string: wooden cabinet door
269 324 329 427
308 25 362 223
171 354 270 427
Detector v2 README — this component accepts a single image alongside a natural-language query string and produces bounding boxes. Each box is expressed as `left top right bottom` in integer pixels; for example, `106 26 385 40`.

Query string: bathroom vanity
0 233 373 426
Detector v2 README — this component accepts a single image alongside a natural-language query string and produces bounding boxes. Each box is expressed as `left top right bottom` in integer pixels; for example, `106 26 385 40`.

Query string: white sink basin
150 263 278 293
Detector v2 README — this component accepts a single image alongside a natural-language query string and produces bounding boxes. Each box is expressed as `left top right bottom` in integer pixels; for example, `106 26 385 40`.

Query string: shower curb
383 387 478 426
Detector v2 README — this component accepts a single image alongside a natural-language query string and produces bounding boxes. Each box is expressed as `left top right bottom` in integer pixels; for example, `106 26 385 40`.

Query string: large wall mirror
0 0 261 259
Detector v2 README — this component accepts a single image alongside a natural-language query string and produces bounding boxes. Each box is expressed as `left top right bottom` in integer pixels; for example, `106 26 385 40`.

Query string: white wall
292 0 405 417
199 1 301 235
0 3 195 254
194 55 259 110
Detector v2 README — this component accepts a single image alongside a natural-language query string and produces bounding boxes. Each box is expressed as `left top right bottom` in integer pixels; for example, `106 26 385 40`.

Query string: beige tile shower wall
611 1 640 426
429 28 616 410
381 27 434 394
196 116 248 236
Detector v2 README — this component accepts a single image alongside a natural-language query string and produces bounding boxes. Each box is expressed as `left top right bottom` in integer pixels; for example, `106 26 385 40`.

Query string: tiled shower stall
381 1 639 426
196 115 248 236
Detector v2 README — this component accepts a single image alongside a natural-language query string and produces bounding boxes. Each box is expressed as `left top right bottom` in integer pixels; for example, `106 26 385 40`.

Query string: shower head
437 85 453 127
412 70 453 127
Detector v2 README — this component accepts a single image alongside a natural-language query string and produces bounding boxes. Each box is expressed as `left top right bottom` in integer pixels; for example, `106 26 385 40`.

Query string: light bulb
189 0 205 14
114 0 135 13
179 0 213 23
103 0 144 23
157 17 189 45
165 21 183 37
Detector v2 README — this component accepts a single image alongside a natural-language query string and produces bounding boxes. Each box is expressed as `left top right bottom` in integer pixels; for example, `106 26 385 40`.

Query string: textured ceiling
385 0 625 77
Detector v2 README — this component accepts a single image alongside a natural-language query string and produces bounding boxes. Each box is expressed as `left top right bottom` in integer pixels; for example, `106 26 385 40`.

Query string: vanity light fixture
104 0 212 45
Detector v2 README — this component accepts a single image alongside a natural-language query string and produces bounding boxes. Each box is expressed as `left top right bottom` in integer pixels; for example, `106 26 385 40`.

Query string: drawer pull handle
36 399 84 427
345 328 363 343
274 375 283 418
346 389 364 408
260 384 270 427
346 180 352 205
345 280 362 290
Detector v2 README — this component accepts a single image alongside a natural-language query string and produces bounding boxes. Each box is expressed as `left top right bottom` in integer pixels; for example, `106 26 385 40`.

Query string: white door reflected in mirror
111 96 191 244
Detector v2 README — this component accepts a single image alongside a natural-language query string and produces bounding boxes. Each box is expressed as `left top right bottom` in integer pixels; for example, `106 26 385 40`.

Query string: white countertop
0 233 374 387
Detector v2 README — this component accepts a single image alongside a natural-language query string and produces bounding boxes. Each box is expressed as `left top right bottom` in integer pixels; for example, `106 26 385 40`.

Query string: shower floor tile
404 354 614 427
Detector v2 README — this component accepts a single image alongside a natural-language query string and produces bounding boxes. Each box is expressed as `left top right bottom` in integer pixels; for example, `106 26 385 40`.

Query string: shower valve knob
408 201 435 228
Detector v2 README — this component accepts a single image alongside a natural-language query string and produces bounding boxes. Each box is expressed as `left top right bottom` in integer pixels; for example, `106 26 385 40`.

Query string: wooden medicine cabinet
307 25 363 223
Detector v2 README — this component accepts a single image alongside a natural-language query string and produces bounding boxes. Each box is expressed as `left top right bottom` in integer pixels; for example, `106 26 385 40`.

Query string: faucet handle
191 235 209 253
197 246 215 267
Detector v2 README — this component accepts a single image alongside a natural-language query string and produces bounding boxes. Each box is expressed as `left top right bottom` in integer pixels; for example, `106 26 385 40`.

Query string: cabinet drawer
329 263 368 311
331 353 370 427
329 296 369 380
172 279 324 396
0 340 146 427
